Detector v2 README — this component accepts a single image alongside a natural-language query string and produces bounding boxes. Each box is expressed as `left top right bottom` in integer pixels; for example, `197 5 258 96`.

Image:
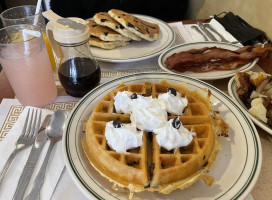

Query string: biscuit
93 12 142 41
87 19 131 42
108 9 161 41
89 36 129 49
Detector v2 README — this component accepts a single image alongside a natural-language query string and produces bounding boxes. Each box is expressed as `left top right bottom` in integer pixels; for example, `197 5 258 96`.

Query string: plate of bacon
157 42 270 80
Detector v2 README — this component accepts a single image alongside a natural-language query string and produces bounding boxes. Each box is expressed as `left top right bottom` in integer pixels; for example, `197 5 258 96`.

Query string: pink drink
0 24 57 107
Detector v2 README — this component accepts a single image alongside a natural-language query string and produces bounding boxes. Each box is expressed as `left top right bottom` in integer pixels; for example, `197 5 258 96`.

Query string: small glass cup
1 5 56 71
0 24 57 107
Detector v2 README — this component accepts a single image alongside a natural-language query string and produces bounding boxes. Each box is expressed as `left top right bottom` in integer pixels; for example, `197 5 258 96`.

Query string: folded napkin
0 106 65 200
184 18 239 43
214 12 267 45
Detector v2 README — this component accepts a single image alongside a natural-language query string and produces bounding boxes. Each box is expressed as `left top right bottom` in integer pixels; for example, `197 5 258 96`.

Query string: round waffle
82 80 228 197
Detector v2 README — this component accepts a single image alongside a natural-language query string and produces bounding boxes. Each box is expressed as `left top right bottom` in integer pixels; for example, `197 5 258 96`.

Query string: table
1 20 272 200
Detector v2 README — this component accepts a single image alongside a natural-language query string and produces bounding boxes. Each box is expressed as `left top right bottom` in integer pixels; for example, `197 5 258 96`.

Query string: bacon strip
165 44 272 73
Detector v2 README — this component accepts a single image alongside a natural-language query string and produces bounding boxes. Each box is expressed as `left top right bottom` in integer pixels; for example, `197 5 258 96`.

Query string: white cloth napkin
0 106 65 200
184 18 239 43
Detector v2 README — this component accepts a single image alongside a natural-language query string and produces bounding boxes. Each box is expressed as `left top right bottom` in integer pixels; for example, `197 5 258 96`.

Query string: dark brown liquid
58 57 101 97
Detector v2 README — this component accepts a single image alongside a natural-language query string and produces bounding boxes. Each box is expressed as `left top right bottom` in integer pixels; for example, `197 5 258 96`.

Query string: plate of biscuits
87 9 175 63
63 73 261 200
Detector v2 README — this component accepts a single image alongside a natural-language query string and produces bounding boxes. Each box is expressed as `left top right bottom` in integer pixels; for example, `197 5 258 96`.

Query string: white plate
89 14 175 63
158 42 258 80
63 73 261 200
228 75 272 135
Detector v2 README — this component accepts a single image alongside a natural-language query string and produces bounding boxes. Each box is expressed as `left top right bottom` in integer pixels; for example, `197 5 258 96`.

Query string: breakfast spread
165 45 272 73
88 9 161 49
235 71 272 126
82 80 229 198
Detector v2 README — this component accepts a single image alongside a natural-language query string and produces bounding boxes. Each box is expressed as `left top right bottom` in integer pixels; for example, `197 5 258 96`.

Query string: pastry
87 19 131 42
93 12 142 41
108 9 161 41
89 36 129 49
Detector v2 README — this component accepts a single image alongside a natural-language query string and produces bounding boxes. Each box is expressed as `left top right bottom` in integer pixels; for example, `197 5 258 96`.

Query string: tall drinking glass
0 24 57 107
0 5 56 71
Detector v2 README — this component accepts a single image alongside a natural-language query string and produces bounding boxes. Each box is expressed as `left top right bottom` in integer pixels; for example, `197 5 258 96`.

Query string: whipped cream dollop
105 120 143 153
154 117 196 151
158 89 188 115
114 91 133 114
130 95 167 132
107 89 192 152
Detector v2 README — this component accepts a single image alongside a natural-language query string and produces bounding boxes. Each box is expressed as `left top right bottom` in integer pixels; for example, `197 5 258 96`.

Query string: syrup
58 57 101 97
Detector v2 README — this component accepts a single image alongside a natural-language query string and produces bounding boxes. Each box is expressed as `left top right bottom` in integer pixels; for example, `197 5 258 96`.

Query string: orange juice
43 33 56 71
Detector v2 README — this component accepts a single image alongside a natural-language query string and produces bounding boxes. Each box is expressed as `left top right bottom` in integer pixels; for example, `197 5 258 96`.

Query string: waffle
82 80 228 197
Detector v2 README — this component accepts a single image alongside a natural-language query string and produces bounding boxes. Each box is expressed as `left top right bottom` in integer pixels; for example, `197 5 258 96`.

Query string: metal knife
191 25 208 41
196 21 217 41
13 115 51 200
204 24 229 42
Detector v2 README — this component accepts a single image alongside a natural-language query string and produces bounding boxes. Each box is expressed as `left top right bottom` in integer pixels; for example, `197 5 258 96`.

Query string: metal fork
0 108 41 185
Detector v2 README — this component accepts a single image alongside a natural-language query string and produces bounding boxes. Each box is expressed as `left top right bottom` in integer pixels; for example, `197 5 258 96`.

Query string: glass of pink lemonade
0 24 57 107
0 5 56 71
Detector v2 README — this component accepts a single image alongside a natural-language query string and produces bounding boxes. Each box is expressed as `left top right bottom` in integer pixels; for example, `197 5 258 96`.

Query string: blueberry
100 19 108 22
131 93 138 99
127 22 134 28
167 88 177 96
113 118 122 128
172 116 181 129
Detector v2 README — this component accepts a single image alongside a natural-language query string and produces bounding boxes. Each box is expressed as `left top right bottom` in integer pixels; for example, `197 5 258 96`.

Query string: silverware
25 110 68 200
0 109 41 186
204 24 229 42
13 114 51 200
191 25 208 41
196 21 217 41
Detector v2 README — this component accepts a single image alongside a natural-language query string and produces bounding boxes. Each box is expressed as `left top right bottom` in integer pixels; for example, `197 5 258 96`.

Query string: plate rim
90 14 175 63
158 42 258 80
228 75 272 135
63 72 262 200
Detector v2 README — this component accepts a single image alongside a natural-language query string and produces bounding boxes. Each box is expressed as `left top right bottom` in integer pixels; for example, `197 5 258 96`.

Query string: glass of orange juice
0 5 56 71
0 24 57 107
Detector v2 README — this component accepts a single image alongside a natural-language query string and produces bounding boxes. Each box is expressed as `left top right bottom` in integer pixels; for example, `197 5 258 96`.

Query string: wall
186 0 272 41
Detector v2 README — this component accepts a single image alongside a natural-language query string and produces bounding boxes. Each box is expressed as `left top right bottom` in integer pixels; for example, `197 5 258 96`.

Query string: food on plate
87 19 131 42
235 71 272 126
93 12 142 41
82 80 229 198
89 35 129 49
108 9 161 41
89 9 160 49
165 44 272 73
